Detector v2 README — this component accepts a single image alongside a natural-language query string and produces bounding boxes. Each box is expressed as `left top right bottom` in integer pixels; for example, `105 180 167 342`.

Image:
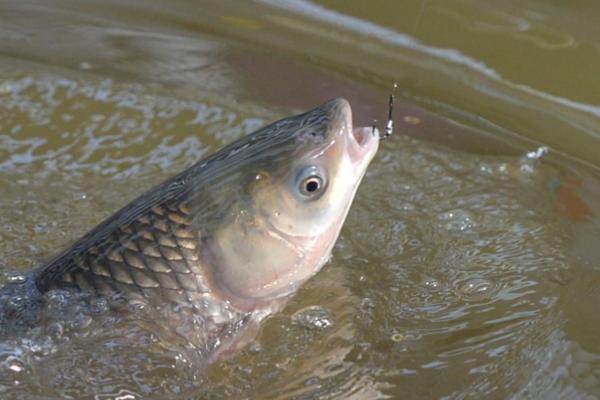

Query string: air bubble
90 297 109 315
46 290 69 309
2 356 25 374
457 278 496 302
391 332 404 342
424 279 440 291
438 210 475 232
47 322 64 338
359 297 375 312
291 306 334 330
7 296 24 308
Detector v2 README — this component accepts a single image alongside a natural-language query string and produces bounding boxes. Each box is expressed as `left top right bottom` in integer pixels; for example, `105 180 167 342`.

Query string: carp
0 98 380 361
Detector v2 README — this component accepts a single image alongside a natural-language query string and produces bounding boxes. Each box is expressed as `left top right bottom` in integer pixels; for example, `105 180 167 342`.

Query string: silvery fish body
0 98 379 361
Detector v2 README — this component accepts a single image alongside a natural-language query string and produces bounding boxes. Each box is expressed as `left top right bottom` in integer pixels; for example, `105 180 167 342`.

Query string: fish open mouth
326 97 377 155
347 125 379 164
352 126 379 147
352 126 371 146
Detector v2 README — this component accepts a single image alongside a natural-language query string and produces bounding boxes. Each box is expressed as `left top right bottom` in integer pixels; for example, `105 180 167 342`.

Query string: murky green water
1 1 599 399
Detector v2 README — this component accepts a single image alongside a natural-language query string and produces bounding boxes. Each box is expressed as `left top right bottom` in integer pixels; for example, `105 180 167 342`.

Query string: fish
0 98 379 361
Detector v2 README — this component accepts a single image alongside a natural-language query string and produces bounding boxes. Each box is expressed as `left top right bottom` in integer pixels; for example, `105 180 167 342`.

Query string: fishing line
375 0 427 140
413 0 428 38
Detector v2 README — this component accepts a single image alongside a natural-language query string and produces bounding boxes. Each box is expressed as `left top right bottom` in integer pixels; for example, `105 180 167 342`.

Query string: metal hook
379 82 397 140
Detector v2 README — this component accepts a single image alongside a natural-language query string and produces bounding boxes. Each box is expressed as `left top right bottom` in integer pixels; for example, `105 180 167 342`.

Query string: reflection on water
341 136 570 398
0 0 600 399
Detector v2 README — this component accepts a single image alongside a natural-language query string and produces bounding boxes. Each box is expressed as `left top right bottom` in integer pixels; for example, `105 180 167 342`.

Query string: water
1 1 600 399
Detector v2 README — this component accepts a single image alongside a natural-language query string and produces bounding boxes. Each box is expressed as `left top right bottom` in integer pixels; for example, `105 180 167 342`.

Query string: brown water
1 0 600 399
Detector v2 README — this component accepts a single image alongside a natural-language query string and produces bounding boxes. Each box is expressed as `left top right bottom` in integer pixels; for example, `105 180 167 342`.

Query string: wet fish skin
0 98 379 359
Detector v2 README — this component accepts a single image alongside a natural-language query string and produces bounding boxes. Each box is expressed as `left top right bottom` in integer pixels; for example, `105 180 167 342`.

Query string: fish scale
54 201 215 309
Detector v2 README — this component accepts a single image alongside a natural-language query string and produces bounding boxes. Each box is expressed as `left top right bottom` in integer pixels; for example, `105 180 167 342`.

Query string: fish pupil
305 179 320 193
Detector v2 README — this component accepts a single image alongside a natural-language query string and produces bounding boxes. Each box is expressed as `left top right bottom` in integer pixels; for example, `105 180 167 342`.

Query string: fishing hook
373 82 397 140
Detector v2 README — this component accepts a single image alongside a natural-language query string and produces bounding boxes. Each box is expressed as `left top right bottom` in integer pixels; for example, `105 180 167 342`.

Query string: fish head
201 98 379 308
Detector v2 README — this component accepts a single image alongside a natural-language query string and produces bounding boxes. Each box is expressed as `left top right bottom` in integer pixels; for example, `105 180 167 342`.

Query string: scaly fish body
0 98 379 360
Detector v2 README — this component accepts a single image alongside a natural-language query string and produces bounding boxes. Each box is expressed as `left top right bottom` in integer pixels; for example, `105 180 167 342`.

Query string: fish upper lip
330 98 378 160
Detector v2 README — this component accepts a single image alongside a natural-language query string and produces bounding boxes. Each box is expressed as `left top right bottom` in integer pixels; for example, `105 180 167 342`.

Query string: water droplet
519 146 549 174
6 274 26 284
525 146 549 160
291 306 334 330
457 278 496 301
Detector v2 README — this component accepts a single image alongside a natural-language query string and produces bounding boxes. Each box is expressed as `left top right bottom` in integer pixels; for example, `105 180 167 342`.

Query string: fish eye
301 176 323 195
297 166 326 198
